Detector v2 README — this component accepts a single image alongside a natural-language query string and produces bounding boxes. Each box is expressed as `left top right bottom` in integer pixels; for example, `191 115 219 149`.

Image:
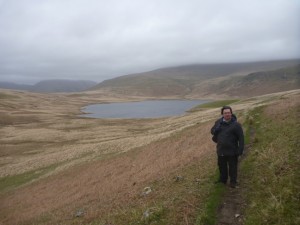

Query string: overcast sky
0 0 299 84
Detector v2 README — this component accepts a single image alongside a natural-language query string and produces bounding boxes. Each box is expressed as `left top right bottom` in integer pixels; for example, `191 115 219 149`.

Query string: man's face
223 109 232 121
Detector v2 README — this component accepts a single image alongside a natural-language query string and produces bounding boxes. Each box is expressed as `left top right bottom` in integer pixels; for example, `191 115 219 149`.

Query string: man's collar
223 117 231 123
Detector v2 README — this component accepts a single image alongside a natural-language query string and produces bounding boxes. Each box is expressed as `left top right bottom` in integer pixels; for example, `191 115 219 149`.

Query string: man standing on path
211 106 244 188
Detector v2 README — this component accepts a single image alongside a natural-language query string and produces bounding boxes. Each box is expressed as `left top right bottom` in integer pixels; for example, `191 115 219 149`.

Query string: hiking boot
230 182 239 188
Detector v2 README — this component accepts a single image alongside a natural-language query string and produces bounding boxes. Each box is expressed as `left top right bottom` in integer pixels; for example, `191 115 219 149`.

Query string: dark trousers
218 155 238 184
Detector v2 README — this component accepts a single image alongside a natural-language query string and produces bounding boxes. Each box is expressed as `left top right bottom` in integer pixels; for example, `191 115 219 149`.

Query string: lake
81 99 209 119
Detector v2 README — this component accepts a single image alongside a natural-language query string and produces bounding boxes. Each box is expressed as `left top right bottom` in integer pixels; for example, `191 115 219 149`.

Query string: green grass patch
243 106 262 145
0 163 60 194
0 92 19 99
189 99 239 112
195 173 226 225
241 104 300 225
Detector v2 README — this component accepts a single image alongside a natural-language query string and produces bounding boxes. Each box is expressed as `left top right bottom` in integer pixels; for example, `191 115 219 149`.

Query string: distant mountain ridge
0 80 97 93
190 64 300 97
0 82 32 91
92 59 300 97
32 80 97 92
1 59 299 96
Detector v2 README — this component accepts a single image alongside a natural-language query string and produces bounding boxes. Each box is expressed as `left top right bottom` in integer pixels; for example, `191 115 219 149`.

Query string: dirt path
215 179 246 225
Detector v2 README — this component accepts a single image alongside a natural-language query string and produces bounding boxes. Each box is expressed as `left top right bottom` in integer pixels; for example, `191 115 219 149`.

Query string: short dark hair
221 105 232 115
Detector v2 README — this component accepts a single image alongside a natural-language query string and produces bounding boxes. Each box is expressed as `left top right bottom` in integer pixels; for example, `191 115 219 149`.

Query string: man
211 106 244 188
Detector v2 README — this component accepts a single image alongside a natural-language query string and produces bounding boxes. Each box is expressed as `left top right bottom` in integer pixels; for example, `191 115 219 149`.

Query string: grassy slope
191 64 300 98
89 96 300 225
241 99 300 224
0 92 299 225
92 62 300 98
109 94 300 225
0 100 230 225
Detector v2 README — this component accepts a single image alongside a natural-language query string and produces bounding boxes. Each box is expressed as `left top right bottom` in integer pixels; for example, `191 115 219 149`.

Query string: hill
0 82 32 91
0 80 97 93
190 63 300 97
31 80 97 93
92 59 300 97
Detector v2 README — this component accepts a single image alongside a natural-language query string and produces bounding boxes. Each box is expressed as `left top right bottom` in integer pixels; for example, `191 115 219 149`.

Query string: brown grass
0 122 215 224
0 89 220 178
0 88 299 224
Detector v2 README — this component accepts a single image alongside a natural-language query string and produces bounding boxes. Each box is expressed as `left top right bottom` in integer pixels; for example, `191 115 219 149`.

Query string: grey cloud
0 0 299 84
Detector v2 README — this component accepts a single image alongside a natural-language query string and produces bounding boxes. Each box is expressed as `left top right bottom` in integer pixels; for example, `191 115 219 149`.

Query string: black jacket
211 115 244 156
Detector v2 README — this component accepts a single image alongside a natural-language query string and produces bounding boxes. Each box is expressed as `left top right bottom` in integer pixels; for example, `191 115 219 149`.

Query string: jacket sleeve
211 119 222 135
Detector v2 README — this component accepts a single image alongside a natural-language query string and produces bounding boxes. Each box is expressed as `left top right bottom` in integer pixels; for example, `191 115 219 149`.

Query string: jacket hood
232 114 237 122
